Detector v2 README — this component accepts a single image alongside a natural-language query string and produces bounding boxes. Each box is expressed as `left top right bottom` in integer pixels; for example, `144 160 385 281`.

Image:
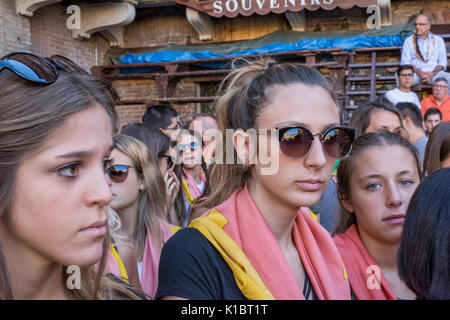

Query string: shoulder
161 227 214 259
433 34 445 43
403 35 414 45
157 228 246 300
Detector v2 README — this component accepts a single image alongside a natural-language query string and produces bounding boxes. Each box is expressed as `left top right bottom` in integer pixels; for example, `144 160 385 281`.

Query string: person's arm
401 37 414 66
435 36 448 71
402 37 428 81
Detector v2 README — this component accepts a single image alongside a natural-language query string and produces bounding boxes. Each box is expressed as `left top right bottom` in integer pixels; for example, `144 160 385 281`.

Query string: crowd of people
0 13 449 301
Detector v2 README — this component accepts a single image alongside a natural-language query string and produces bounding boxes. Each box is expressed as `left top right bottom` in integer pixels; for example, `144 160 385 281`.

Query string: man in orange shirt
421 78 450 121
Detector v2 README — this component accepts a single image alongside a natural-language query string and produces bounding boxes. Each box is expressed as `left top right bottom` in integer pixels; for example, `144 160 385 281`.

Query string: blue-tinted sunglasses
178 141 200 153
0 52 88 85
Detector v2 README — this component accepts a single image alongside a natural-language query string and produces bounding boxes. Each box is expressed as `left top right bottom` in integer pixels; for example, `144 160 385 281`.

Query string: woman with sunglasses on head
156 59 353 300
333 131 422 300
106 134 175 299
0 52 142 299
175 129 208 227
120 123 185 226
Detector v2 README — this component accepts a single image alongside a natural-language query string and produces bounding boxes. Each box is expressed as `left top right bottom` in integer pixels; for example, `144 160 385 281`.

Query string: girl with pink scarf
156 60 353 300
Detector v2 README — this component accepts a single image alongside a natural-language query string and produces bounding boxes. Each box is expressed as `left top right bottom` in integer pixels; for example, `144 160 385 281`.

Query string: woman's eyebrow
274 122 340 132
55 150 90 159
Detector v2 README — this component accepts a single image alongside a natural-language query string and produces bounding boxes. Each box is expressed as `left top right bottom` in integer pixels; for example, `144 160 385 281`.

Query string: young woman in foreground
0 52 140 299
333 131 422 300
156 59 353 300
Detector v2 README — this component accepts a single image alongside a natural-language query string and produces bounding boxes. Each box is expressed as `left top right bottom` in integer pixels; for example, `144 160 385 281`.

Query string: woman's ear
233 129 257 165
338 194 354 214
138 175 145 191
233 129 249 165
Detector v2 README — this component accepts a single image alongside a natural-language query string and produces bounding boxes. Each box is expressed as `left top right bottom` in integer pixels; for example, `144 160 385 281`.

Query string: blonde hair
113 134 168 256
199 58 338 209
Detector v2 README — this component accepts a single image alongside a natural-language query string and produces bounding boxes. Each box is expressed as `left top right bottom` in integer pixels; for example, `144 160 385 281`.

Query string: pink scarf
103 219 175 298
182 167 206 203
333 225 396 300
141 219 175 299
103 246 127 281
205 185 350 300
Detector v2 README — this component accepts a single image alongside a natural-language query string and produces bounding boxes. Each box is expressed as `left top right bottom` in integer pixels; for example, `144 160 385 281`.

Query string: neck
116 200 139 238
434 95 447 105
358 226 399 270
398 86 410 93
248 182 298 249
185 165 202 184
0 223 68 300
409 126 426 144
419 31 429 40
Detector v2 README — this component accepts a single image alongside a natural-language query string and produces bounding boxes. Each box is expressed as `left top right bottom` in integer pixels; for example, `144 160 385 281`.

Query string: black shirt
156 228 246 300
156 228 318 300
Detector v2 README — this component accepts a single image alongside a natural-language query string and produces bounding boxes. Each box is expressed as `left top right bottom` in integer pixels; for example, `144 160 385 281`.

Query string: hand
165 171 180 207
417 70 429 83
425 71 435 82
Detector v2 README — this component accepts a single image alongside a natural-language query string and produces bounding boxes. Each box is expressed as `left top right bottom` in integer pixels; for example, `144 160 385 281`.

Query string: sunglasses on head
106 164 139 183
277 126 355 159
0 52 89 85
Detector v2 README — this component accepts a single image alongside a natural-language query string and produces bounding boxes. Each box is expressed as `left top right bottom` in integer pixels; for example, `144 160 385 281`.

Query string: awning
117 21 414 71
175 0 378 18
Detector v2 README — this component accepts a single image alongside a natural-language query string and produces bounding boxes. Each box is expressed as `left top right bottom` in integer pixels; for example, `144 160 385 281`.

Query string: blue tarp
118 22 414 72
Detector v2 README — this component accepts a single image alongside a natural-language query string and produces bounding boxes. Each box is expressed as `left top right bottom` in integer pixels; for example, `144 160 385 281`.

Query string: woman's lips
382 214 406 224
80 220 107 236
295 179 324 191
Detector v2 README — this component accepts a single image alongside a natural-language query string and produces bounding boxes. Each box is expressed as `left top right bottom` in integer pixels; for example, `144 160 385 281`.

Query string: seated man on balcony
385 65 421 109
401 14 450 93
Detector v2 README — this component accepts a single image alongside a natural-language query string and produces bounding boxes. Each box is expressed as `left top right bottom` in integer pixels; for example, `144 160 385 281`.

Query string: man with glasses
385 65 421 109
420 78 450 121
401 14 450 90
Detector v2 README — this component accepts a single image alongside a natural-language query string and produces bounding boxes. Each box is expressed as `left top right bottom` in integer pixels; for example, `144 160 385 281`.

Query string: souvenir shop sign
176 0 378 18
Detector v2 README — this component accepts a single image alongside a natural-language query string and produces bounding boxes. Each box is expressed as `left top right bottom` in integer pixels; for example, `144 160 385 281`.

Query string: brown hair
348 101 405 138
199 58 338 209
0 69 139 299
423 122 450 175
120 123 187 226
333 131 423 235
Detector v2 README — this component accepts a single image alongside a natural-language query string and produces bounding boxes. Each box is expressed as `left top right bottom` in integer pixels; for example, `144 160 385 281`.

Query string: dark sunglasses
277 126 355 159
0 52 88 85
106 164 139 183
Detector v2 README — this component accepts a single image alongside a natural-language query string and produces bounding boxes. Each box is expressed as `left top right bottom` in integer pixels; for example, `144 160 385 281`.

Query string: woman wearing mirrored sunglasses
175 129 208 227
0 52 142 300
106 134 175 299
120 123 186 227
156 59 353 300
333 131 422 300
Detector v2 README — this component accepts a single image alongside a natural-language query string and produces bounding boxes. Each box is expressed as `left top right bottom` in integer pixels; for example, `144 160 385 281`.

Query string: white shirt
401 33 447 72
385 88 421 109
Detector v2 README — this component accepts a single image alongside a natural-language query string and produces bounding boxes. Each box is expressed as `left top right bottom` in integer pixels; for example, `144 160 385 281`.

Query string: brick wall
29 3 111 72
0 0 32 57
2 0 449 125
